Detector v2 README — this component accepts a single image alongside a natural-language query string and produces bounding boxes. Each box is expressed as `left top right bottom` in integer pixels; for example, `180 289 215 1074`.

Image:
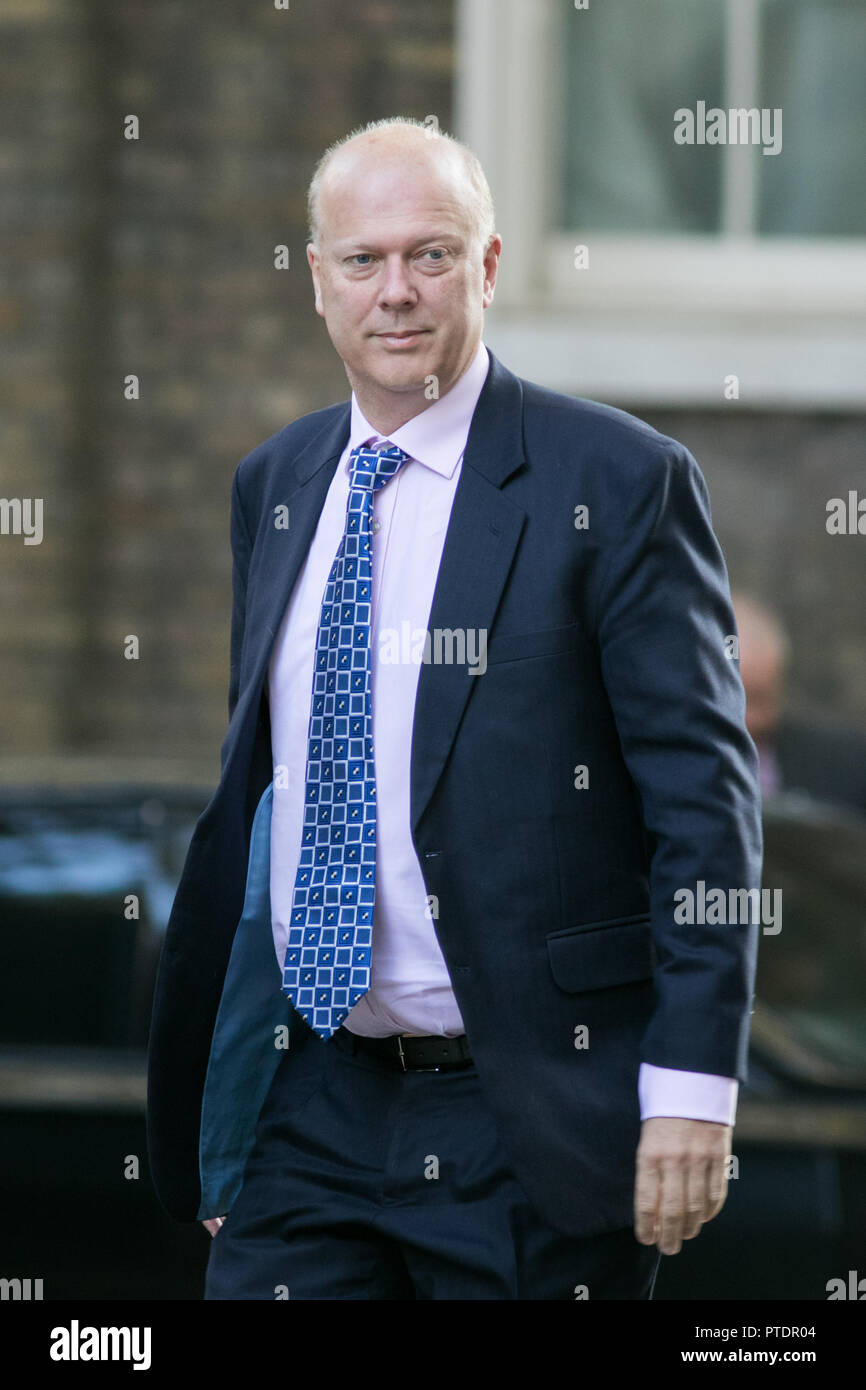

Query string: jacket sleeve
593 441 763 1080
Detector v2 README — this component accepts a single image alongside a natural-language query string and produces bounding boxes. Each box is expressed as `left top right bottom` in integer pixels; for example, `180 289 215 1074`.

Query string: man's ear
482 233 502 309
307 243 325 317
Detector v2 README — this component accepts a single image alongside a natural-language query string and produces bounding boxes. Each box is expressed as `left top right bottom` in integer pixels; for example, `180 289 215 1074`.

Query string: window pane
556 1 725 233
759 0 866 235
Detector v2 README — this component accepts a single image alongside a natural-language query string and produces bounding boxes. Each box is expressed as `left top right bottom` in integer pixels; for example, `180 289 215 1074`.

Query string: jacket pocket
546 912 654 992
483 622 582 667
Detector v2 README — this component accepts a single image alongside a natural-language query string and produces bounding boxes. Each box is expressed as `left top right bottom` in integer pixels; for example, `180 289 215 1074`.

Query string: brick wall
1 0 863 788
0 0 454 782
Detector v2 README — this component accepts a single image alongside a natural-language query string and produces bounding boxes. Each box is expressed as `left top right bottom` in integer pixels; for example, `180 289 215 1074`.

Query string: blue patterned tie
281 441 411 1039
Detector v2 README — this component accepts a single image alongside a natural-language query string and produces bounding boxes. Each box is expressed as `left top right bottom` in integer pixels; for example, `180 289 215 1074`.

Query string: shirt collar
344 340 490 480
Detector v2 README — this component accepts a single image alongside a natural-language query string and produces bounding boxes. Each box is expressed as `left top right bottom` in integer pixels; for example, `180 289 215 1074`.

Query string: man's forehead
323 191 470 249
328 213 468 250
316 139 476 246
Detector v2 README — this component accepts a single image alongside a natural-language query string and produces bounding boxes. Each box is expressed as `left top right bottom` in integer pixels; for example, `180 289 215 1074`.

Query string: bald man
147 118 763 1300
732 595 790 798
734 592 866 815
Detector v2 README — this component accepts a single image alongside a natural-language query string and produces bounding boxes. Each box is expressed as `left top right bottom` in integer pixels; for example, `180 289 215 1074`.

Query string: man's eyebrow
332 232 465 254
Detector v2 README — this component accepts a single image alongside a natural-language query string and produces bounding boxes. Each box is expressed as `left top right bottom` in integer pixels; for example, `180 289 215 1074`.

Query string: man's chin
341 341 444 400
364 359 434 393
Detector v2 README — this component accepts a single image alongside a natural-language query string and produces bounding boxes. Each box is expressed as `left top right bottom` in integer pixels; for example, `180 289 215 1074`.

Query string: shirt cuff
638 1063 738 1125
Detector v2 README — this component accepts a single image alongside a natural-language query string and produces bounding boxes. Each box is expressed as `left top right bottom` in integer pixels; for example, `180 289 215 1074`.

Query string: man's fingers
202 1216 226 1238
681 1158 710 1240
657 1158 687 1255
634 1149 661 1246
706 1152 730 1221
682 1152 729 1237
635 1120 733 1254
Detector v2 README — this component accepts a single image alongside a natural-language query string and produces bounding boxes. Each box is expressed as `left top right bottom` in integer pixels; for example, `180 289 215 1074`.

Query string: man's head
306 117 501 431
732 592 790 742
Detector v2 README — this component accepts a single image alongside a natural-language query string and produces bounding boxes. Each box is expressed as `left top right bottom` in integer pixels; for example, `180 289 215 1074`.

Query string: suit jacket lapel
239 408 350 725
409 353 526 833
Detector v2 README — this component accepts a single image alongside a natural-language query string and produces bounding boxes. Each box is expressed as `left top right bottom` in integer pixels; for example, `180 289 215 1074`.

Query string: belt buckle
396 1035 440 1073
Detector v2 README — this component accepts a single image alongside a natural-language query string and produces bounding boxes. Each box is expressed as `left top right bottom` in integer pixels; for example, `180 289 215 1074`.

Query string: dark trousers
204 1020 660 1300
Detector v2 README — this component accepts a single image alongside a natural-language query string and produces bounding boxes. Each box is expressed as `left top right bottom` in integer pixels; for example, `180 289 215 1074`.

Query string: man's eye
351 254 374 266
422 249 446 261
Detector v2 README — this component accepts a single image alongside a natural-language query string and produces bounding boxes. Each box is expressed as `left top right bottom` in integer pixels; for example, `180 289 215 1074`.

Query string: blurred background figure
734 592 866 818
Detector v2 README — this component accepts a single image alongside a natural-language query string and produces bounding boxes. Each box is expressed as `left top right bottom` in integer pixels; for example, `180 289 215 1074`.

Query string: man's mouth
374 330 429 346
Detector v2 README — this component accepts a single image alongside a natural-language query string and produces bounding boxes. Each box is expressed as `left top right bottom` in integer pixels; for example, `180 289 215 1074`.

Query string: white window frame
456 0 866 410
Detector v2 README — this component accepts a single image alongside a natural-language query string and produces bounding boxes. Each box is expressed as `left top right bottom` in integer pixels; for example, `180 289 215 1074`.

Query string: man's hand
634 1117 731 1255
202 1217 226 1238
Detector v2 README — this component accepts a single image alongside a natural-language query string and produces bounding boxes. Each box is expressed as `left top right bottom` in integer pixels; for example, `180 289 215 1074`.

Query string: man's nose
378 258 418 308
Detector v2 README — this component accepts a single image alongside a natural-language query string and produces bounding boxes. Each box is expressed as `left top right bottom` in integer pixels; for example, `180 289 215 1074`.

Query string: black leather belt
335 1027 473 1072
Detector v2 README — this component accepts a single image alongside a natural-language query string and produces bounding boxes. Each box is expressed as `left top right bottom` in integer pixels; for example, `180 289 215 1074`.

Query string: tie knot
349 442 410 494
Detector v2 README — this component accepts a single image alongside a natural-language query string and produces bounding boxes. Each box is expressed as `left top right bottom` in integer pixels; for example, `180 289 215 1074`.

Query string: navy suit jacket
146 348 763 1238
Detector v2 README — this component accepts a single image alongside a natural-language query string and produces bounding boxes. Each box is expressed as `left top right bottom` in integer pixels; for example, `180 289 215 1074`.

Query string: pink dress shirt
267 339 738 1126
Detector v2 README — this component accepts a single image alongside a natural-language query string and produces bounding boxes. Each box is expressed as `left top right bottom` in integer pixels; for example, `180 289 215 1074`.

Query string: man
146 117 763 1300
733 591 866 817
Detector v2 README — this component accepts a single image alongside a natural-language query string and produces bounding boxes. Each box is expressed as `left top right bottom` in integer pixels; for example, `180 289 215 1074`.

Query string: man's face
306 142 500 416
